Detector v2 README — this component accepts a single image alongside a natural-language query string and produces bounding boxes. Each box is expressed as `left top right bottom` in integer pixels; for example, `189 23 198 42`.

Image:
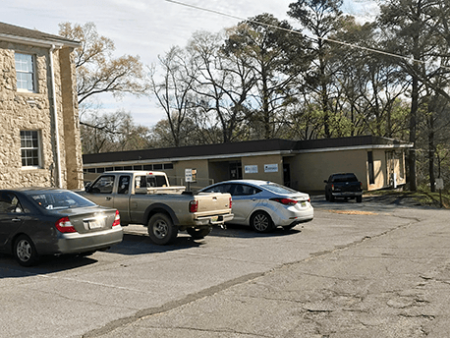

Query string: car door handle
11 218 21 222
106 197 112 201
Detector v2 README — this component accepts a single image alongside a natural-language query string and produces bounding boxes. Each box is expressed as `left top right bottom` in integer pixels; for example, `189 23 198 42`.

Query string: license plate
211 216 218 222
301 202 306 207
88 219 104 229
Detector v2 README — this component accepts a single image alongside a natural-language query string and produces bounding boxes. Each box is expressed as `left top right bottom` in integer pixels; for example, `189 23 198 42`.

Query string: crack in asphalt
133 326 273 337
82 212 423 338
82 272 264 338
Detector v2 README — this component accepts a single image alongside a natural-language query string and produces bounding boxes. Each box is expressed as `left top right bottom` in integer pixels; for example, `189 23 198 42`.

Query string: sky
0 0 379 128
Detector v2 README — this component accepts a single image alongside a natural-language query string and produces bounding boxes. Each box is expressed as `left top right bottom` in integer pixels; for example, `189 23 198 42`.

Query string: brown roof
0 22 79 47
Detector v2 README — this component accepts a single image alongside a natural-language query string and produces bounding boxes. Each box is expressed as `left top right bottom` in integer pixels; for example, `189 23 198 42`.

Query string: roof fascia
83 150 294 168
294 143 414 154
0 34 80 48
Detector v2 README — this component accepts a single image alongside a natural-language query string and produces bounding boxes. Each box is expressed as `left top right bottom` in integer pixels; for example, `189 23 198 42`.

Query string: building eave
83 150 294 168
0 33 80 48
294 143 414 154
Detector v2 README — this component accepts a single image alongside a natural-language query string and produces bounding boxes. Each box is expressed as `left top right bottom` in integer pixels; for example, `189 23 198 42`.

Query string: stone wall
0 40 83 189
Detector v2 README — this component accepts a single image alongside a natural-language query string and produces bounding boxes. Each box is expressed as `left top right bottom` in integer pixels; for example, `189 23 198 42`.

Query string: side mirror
323 180 328 183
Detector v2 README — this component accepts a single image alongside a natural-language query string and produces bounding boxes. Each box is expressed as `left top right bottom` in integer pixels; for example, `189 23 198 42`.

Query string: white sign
245 165 258 174
185 168 193 182
436 178 444 190
264 164 278 173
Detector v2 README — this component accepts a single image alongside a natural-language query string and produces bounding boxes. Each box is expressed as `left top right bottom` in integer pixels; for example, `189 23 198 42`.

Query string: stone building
0 22 83 189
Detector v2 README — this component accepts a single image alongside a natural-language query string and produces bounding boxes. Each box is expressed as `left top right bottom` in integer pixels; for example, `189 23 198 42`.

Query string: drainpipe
49 45 62 188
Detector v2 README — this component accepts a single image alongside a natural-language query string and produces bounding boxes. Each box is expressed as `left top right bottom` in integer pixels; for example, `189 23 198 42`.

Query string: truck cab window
90 176 115 194
118 176 130 194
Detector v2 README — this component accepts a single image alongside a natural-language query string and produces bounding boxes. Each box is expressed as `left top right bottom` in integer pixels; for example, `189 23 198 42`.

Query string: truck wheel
356 196 362 203
147 213 178 245
329 194 335 202
250 211 274 233
186 227 212 239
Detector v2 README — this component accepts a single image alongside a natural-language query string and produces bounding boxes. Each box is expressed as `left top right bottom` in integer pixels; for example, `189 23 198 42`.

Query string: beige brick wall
0 41 83 189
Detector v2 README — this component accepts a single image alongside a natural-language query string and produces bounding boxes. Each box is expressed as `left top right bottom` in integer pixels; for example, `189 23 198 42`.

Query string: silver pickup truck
78 171 233 245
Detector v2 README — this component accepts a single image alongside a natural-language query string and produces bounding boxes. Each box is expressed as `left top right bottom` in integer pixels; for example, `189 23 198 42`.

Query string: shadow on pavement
208 223 302 239
0 233 207 277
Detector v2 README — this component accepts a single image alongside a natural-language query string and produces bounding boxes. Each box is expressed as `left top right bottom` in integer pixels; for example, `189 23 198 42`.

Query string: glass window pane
20 131 40 167
15 53 35 92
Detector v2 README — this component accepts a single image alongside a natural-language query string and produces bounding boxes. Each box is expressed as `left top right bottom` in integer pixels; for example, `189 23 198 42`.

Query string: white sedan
200 180 313 233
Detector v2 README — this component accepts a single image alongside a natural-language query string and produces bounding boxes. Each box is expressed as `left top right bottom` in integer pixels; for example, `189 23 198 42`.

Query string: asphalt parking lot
1 196 449 337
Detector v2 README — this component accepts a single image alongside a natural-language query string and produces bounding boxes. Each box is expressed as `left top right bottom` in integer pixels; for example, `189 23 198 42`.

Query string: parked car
200 180 314 233
324 173 363 203
0 187 123 266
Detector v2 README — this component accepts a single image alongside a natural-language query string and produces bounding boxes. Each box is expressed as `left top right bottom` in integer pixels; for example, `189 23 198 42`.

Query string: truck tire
147 213 178 245
356 196 362 203
250 211 274 233
186 227 212 239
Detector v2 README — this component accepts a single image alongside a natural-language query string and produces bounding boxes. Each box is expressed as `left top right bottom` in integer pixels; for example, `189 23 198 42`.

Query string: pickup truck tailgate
195 192 231 216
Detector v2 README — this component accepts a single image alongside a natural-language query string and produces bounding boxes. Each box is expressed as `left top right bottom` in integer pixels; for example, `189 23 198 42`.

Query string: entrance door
283 163 291 187
229 161 242 180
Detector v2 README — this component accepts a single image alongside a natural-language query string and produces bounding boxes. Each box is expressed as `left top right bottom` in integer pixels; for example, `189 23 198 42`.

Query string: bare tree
149 47 196 147
59 22 148 105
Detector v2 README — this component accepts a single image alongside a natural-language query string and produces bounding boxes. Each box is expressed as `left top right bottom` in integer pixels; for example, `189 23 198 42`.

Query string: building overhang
0 33 80 49
82 150 295 169
294 143 414 154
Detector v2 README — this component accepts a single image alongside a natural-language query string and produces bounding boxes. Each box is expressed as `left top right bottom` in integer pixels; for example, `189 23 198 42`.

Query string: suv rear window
332 174 358 182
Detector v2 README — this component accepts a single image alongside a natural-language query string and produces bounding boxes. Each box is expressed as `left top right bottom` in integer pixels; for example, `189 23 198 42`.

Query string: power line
165 0 450 71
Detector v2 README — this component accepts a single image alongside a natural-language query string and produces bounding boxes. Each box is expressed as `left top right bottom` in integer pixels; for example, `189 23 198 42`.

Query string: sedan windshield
29 191 96 210
261 183 299 195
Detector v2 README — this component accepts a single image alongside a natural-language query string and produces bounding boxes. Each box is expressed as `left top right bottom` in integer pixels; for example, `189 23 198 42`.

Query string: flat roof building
83 136 413 193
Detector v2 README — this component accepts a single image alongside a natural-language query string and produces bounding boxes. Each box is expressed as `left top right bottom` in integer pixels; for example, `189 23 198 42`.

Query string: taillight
331 184 335 191
113 210 121 227
55 216 77 233
271 198 298 206
229 197 232 209
189 200 198 213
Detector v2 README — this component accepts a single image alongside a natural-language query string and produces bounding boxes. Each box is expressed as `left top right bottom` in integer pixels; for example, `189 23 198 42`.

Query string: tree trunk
408 74 419 191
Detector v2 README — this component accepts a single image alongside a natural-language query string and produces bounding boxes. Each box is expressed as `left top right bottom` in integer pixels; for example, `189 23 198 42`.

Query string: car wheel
325 191 329 201
329 194 335 202
356 196 362 203
186 226 212 239
14 235 38 267
250 211 274 233
147 213 178 245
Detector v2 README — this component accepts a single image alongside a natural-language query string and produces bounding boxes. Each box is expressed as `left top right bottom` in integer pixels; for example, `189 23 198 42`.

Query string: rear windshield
332 174 358 182
261 183 299 195
135 175 168 188
29 191 96 210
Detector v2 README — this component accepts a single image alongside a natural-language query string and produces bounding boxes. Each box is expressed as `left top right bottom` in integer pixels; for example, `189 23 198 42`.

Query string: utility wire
165 0 450 71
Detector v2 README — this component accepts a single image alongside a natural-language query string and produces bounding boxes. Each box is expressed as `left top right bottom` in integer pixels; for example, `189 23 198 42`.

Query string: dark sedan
0 187 123 266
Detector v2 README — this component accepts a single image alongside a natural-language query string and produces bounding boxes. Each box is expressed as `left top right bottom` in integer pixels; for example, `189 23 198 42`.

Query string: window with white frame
15 53 36 92
20 131 41 168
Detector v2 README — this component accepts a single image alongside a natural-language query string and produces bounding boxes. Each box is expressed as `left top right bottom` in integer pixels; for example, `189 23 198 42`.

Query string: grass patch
366 189 450 208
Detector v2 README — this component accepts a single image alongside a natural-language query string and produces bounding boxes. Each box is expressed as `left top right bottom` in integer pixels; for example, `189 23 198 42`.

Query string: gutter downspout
49 44 62 188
